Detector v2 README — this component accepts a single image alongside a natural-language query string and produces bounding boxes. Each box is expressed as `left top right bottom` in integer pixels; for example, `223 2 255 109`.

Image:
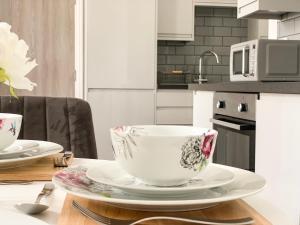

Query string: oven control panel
213 92 258 121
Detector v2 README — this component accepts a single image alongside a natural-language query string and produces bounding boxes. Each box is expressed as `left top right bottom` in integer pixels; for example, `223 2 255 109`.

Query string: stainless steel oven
211 92 258 172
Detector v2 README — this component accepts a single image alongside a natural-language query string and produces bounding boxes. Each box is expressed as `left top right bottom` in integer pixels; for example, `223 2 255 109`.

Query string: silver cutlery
72 200 254 225
53 151 73 167
15 182 55 214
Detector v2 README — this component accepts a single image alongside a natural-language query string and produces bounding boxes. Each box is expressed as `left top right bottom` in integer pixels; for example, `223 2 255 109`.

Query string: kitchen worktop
189 81 300 94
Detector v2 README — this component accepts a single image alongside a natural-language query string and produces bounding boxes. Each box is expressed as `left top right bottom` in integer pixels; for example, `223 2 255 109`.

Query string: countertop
189 81 300 94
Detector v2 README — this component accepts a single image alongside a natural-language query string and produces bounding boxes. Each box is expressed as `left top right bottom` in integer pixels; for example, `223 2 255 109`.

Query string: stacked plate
53 160 266 212
0 113 63 169
0 140 63 169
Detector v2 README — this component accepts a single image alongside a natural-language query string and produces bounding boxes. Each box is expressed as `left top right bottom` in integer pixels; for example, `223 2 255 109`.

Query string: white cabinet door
256 93 300 225
158 0 194 41
88 90 155 160
193 91 214 128
86 0 156 89
157 90 193 107
194 0 236 7
156 108 193 125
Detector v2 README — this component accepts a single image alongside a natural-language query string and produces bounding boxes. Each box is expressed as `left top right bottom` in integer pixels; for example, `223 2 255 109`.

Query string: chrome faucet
196 50 220 84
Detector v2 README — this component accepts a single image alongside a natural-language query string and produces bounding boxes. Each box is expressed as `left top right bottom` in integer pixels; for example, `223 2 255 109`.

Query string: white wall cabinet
194 0 236 7
158 0 194 41
193 91 214 129
256 93 300 225
237 0 300 19
156 90 193 125
88 90 155 160
86 0 156 89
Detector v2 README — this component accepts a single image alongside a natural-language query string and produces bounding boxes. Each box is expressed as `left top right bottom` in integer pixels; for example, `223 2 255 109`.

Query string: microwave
230 39 300 81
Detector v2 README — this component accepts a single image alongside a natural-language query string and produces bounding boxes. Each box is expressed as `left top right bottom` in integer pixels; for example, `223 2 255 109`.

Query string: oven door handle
210 118 254 131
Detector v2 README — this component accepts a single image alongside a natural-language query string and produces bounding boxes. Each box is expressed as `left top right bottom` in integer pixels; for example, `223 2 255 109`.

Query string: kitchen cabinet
192 90 300 223
194 0 236 7
86 0 157 160
86 0 156 89
256 93 300 225
156 90 193 125
237 0 300 19
88 90 155 160
193 91 214 128
158 0 194 41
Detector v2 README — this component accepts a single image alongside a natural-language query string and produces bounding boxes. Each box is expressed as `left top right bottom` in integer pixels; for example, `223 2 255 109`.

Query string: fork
53 151 73 167
72 201 254 225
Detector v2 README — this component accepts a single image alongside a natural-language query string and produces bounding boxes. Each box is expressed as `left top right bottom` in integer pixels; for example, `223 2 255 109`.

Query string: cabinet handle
210 118 254 131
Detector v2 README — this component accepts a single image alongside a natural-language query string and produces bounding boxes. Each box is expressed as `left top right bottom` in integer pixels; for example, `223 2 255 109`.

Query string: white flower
0 22 37 92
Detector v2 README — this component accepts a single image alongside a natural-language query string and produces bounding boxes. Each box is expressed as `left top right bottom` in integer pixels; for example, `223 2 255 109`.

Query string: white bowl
0 113 22 150
110 125 218 187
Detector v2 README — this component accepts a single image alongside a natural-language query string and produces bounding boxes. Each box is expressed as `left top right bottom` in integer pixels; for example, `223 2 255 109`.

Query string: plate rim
0 140 63 163
52 160 266 207
85 161 236 193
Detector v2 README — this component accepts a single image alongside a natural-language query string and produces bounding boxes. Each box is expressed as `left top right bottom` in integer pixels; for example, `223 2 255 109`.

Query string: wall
0 0 75 97
278 13 300 39
157 7 248 83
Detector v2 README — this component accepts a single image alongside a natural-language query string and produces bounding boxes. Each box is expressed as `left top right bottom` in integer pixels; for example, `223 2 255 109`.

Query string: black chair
0 96 97 159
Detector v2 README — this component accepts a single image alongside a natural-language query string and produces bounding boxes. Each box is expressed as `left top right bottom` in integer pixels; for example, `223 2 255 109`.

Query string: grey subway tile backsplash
157 46 175 55
232 27 248 37
278 13 300 40
157 7 248 83
195 26 214 36
195 7 214 17
223 36 241 46
205 17 223 26
166 55 185 65
278 19 295 37
214 27 232 36
175 46 195 55
223 17 241 27
204 36 223 46
214 8 235 17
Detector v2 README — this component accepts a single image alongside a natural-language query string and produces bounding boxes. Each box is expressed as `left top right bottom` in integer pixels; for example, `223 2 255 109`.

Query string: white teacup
110 125 218 187
0 113 22 150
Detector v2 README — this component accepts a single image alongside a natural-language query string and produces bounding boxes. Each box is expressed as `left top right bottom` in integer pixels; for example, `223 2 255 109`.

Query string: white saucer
0 140 39 159
86 161 235 196
53 160 266 212
0 140 63 169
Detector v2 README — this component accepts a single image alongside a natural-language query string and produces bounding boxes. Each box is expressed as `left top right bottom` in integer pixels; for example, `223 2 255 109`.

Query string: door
86 0 156 89
88 90 155 160
0 0 75 97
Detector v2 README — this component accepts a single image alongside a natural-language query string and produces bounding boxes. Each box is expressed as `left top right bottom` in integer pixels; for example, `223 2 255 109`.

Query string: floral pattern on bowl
111 126 146 159
180 131 217 171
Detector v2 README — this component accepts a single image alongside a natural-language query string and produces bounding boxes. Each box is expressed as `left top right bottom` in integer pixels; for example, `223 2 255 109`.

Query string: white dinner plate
0 140 63 169
0 210 48 225
0 140 39 159
53 160 266 212
86 161 235 196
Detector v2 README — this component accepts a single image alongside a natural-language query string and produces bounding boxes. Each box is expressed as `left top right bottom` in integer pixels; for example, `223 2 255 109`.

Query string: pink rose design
113 126 126 133
200 133 216 158
0 119 4 129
